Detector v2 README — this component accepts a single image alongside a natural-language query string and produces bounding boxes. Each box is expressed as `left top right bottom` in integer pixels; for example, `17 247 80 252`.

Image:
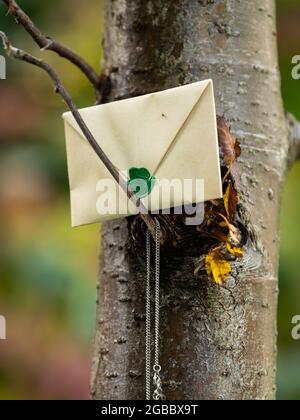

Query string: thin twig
287 113 300 169
0 31 156 236
1 0 102 98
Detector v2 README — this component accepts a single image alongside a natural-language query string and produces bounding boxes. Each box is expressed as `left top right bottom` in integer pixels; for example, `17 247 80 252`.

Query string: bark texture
91 0 288 400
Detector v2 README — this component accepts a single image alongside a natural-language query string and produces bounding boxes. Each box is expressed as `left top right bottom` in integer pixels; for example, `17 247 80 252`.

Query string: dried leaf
210 231 228 243
205 241 243 285
226 243 244 258
219 221 228 228
205 252 231 285
217 116 241 168
201 180 243 285
204 214 243 284
223 183 238 221
227 223 242 247
210 211 242 247
234 141 241 160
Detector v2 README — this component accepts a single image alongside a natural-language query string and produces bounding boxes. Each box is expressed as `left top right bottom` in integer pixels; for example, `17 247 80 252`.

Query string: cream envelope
63 79 223 227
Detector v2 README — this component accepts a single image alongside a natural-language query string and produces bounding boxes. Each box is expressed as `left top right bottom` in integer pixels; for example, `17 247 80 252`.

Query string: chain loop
153 367 165 400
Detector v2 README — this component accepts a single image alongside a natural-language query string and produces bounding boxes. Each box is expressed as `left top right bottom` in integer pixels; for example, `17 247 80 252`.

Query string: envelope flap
63 80 211 176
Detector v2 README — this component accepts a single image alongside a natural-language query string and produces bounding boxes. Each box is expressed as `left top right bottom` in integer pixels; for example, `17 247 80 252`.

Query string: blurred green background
0 0 299 400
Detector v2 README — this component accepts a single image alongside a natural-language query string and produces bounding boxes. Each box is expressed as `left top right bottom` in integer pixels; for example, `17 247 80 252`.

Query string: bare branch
287 113 300 169
0 31 156 236
1 0 102 97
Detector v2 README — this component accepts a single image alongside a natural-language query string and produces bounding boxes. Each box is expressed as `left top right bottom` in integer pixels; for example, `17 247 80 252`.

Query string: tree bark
91 0 289 400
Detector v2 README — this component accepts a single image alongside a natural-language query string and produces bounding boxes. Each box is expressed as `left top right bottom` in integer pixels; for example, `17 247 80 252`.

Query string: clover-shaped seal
127 167 156 199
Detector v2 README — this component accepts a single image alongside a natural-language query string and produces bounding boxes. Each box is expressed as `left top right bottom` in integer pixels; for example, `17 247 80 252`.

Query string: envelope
63 79 222 227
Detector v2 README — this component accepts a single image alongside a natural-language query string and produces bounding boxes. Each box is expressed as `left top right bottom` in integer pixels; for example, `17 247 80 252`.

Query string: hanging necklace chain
145 229 151 401
145 218 165 401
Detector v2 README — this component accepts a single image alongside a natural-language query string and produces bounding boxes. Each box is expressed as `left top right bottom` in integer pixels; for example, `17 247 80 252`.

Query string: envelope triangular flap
152 80 222 209
63 80 210 175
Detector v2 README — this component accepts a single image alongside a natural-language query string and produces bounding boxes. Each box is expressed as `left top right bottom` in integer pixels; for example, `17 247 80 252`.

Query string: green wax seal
128 167 156 199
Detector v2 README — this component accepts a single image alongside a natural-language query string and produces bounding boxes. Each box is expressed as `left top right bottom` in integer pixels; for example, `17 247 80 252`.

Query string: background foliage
0 0 299 400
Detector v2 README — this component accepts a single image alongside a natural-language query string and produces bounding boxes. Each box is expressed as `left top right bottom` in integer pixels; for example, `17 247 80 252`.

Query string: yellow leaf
223 183 238 221
226 243 244 258
223 185 231 220
205 254 231 285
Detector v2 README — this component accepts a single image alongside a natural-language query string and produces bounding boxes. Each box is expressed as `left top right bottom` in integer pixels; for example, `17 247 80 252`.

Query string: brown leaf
217 116 241 167
210 231 228 243
234 140 241 160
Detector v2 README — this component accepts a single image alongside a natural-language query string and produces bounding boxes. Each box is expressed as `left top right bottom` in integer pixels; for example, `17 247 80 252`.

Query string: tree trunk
91 0 288 400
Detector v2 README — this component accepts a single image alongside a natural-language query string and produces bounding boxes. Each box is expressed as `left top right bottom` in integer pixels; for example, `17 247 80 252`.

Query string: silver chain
145 229 151 401
145 218 165 400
